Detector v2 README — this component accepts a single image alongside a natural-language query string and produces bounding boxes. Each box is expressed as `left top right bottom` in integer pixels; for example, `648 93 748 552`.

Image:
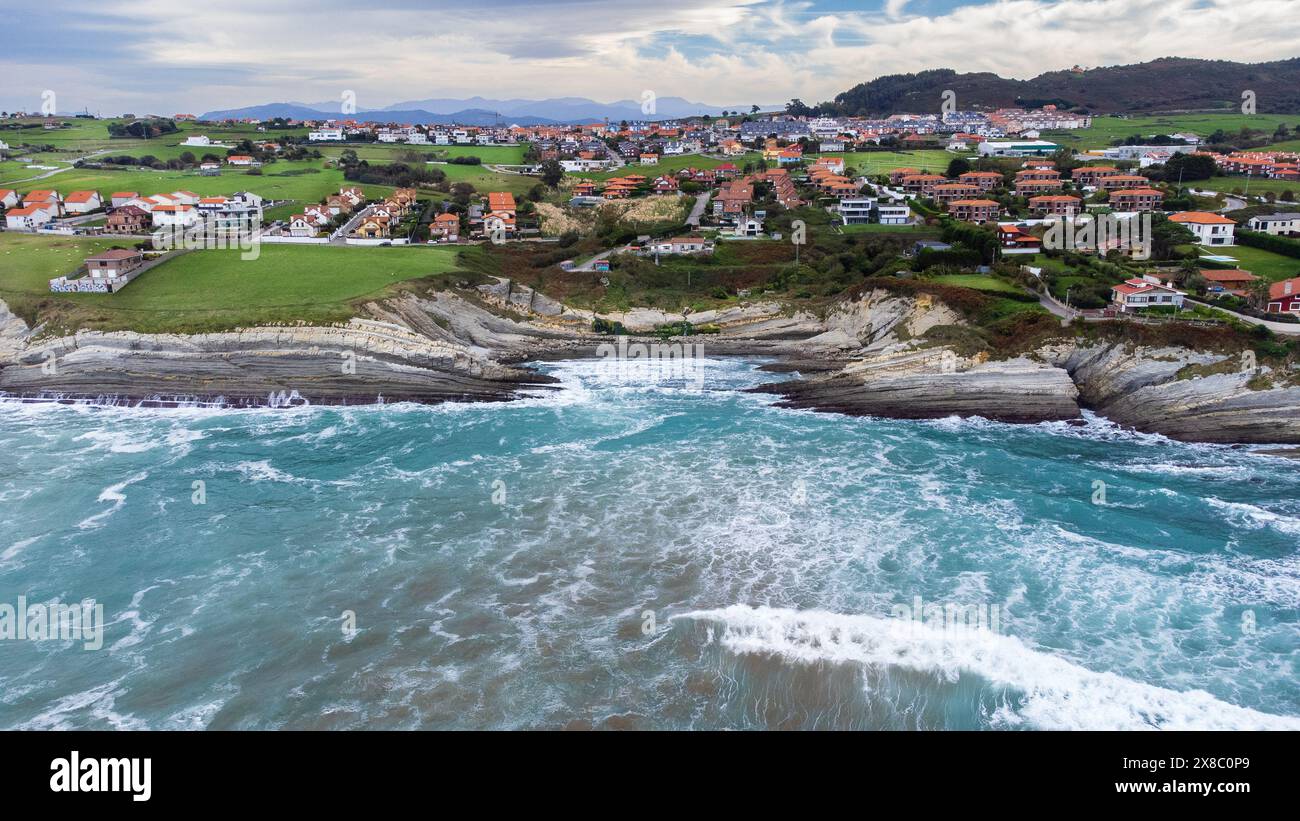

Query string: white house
151 204 199 227
4 204 56 230
1111 276 1186 312
309 128 344 141
876 200 911 225
1247 213 1300 236
62 190 102 214
1169 211 1235 246
648 236 714 255
734 217 765 237
838 197 876 225
0 188 19 208
287 215 317 237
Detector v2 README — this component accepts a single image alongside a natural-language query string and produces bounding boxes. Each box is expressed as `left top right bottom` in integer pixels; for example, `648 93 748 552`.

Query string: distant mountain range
199 96 769 125
815 58 1300 116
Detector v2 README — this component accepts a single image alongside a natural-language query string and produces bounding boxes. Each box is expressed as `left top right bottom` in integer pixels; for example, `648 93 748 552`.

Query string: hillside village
3 104 1300 326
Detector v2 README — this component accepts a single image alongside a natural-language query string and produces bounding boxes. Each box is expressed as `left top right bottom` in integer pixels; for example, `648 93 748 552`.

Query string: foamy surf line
675 606 1300 731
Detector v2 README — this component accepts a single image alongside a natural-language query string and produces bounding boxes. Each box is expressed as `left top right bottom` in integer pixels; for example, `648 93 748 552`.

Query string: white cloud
0 0 1295 114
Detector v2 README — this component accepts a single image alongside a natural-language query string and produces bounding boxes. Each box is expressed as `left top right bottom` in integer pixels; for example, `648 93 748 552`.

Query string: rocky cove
1 281 1298 445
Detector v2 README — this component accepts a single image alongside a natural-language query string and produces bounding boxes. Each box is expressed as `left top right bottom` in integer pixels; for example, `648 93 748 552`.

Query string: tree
946 157 971 177
786 99 813 117
539 159 564 188
751 104 760 114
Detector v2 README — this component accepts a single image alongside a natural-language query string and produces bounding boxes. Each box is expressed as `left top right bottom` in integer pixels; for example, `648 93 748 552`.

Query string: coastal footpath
2 281 1299 444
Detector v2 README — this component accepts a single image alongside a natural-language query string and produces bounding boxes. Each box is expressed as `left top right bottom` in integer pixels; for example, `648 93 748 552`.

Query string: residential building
63 190 103 214
1111 276 1186 311
947 199 1000 223
958 171 1003 192
105 205 150 233
1029 195 1082 217
1267 277 1300 313
110 191 140 208
933 183 981 204
23 190 62 216
646 237 714 255
4 204 56 230
901 174 947 196
1098 174 1149 191
429 212 460 242
1199 268 1258 297
1170 211 1235 245
1109 188 1164 212
84 249 144 278
0 188 18 208
1015 179 1062 196
151 203 199 227
309 128 344 141
1247 213 1300 236
838 197 875 225
876 200 911 225
1073 166 1122 187
998 223 1042 254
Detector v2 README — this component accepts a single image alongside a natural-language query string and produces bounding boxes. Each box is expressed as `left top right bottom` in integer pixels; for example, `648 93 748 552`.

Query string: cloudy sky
0 0 1292 115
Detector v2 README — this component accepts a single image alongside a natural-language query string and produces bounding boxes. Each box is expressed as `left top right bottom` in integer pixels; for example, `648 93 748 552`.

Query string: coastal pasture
1 118 311 169
1191 176 1299 198
0 234 463 334
1201 244 1300 283
315 143 528 166
1045 112 1300 152
0 160 395 216
839 223 938 236
574 152 763 180
927 274 1025 294
432 162 541 196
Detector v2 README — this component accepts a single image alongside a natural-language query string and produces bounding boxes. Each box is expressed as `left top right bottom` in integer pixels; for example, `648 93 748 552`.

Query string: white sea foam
77 471 148 530
1206 497 1300 537
676 605 1300 731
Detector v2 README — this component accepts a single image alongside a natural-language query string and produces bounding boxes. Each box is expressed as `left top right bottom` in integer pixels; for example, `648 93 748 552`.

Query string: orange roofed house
1169 211 1235 246
484 192 517 237
948 199 1000 223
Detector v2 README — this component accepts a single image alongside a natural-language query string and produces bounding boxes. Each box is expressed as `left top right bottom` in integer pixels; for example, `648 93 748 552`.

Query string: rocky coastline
2 281 1298 445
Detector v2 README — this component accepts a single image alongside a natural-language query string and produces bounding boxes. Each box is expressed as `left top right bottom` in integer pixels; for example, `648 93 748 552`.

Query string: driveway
686 191 712 227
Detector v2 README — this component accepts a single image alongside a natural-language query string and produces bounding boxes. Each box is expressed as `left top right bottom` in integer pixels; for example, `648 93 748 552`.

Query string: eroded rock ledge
0 317 552 407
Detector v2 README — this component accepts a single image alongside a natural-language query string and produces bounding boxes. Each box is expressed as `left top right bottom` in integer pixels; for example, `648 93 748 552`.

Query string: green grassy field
1191 176 1299 198
575 152 762 180
1200 244 1300 282
1046 113 1300 152
928 274 1026 294
0 160 396 219
839 223 937 237
0 233 464 333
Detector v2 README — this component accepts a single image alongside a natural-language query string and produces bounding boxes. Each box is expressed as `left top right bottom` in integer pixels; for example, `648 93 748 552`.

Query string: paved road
1037 291 1080 324
572 242 633 271
5 149 114 185
1186 297 1300 335
686 191 712 226
1187 189 1247 213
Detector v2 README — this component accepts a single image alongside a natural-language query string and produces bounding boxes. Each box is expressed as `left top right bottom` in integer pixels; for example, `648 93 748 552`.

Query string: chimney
1287 280 1294 296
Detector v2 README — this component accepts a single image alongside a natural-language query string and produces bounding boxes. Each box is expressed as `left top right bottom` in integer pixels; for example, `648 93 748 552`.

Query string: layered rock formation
758 348 1081 423
0 314 551 407
1047 343 1300 443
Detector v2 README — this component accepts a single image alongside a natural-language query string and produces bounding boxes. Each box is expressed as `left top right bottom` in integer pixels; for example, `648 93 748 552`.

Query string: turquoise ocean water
0 357 1296 729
